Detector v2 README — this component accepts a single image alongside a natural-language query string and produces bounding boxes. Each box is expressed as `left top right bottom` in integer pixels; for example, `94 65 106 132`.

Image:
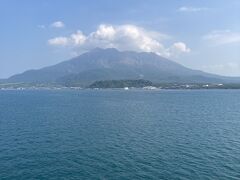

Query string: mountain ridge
6 48 240 86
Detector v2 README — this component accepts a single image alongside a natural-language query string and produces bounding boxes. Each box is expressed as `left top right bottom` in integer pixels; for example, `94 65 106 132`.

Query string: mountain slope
7 48 240 86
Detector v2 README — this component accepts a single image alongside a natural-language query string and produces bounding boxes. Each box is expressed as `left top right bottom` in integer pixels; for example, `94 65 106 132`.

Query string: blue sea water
0 89 240 179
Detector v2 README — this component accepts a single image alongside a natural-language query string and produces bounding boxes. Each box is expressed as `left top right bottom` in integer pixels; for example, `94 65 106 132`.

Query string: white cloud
48 31 86 46
203 30 240 45
48 24 190 57
48 37 68 46
178 6 208 12
51 21 65 28
70 31 86 45
93 24 116 40
170 42 191 54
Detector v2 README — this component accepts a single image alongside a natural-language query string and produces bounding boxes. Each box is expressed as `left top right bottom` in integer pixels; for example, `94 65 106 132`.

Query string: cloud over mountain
48 24 190 57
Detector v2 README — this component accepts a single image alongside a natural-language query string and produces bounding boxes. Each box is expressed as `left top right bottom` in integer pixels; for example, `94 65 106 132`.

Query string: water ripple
1 90 240 179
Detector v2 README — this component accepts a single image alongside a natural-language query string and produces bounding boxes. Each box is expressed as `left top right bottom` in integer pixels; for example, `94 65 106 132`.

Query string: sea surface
1 89 240 179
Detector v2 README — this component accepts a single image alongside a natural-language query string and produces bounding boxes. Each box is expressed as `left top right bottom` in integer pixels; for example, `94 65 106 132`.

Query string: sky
0 0 240 78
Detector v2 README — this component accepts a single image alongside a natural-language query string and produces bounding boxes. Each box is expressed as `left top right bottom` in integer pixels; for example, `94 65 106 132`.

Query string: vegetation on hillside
89 79 153 88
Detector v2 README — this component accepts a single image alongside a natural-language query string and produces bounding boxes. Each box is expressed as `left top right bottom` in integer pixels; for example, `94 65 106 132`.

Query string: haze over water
1 89 240 179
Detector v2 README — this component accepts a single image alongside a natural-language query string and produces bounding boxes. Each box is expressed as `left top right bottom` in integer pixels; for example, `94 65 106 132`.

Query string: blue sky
0 0 240 78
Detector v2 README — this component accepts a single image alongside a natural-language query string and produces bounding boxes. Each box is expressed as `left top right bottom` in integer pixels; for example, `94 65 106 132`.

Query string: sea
0 89 240 179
